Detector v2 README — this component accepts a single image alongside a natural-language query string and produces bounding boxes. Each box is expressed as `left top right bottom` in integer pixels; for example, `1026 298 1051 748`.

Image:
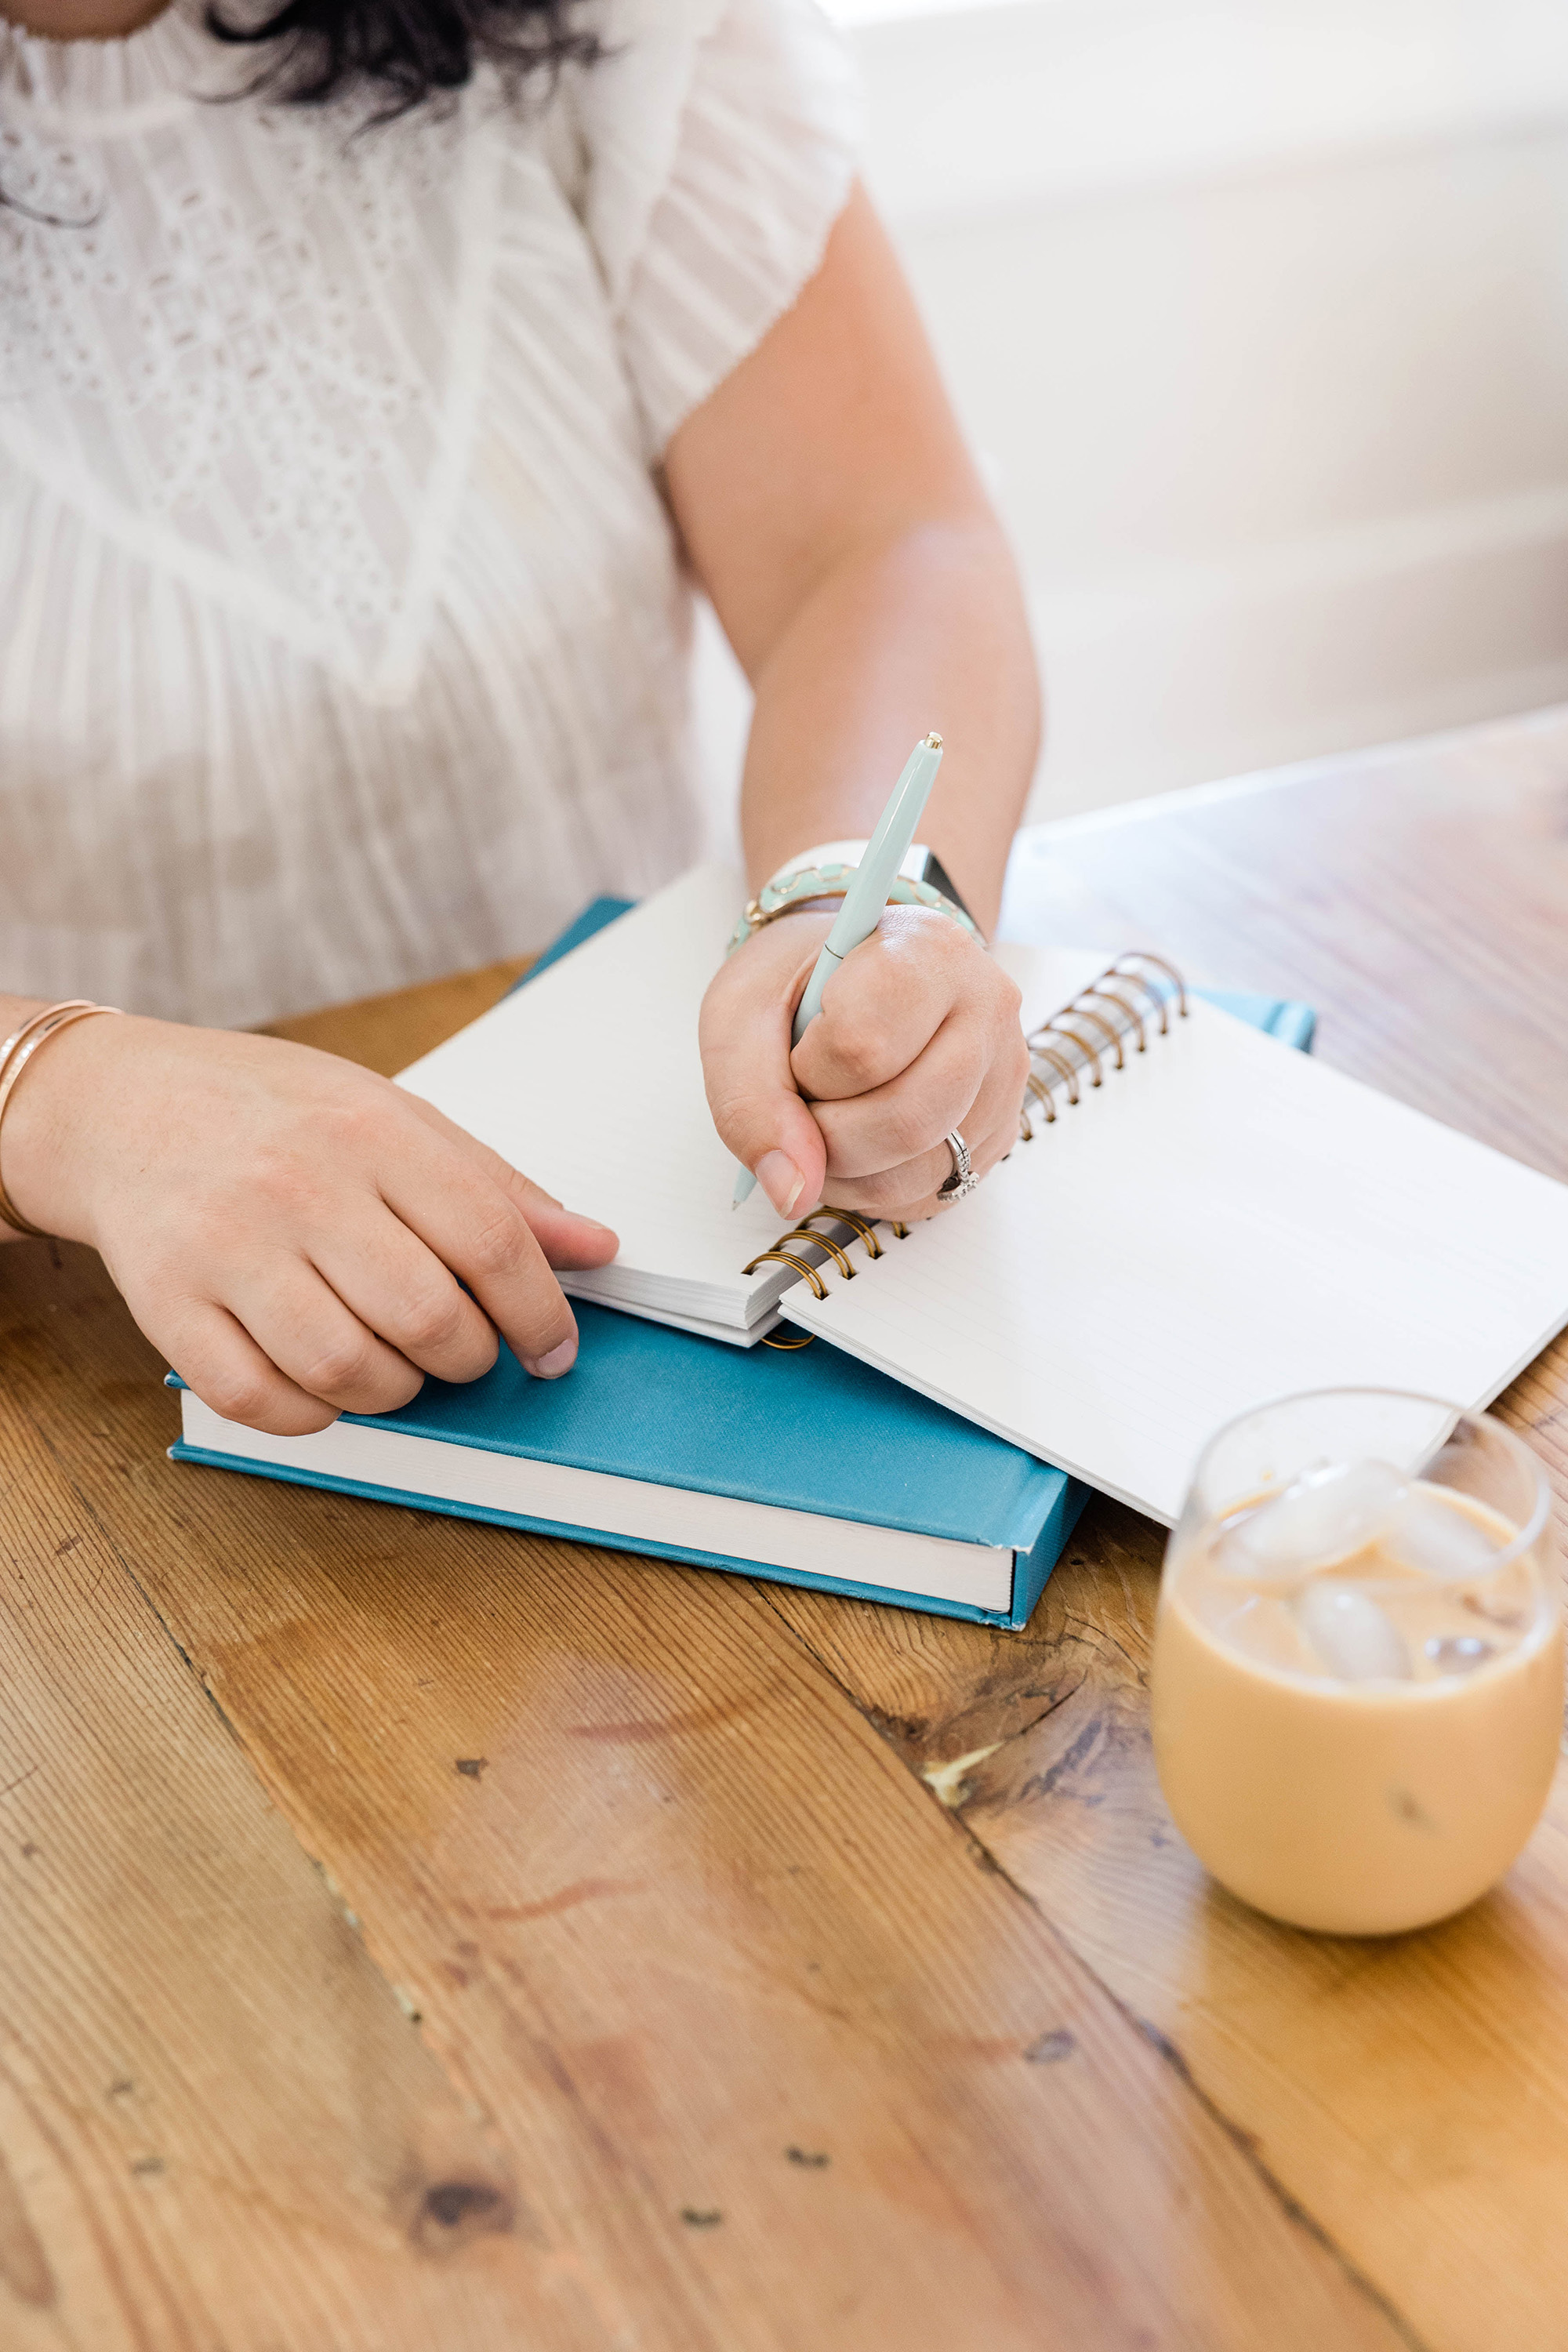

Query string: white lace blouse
0 0 857 1025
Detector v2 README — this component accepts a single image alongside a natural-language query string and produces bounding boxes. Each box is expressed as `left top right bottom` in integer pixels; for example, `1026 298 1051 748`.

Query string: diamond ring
936 1128 980 1204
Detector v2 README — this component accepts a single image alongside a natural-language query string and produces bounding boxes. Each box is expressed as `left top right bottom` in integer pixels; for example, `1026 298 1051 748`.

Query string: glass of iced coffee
1151 1389 1562 1935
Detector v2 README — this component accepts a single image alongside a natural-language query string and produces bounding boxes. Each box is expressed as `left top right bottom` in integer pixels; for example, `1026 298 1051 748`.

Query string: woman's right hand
0 1011 618 1436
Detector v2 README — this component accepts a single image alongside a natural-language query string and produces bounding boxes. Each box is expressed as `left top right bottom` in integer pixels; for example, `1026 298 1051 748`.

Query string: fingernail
579 1218 617 1239
524 1336 578 1379
755 1150 806 1218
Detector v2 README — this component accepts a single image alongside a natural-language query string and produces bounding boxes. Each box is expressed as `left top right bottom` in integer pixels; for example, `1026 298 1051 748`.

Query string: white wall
696 0 1568 825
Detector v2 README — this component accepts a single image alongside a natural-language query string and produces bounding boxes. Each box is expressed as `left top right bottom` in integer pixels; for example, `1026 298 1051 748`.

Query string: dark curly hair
206 0 601 122
0 0 599 219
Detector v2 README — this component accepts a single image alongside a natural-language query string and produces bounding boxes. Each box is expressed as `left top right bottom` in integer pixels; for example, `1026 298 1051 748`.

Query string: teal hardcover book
169 895 1314 1625
170 1298 1083 1627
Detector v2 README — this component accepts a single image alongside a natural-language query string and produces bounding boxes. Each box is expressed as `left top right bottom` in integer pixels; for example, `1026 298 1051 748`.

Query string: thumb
700 949 829 1220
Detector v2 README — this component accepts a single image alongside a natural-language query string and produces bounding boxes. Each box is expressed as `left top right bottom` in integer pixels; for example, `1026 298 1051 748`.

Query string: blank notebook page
780 999 1568 1524
397 868 788 1327
395 863 1108 1334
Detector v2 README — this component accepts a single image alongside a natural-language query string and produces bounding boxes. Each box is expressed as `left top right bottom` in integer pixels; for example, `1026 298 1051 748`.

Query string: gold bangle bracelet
0 1000 122 1238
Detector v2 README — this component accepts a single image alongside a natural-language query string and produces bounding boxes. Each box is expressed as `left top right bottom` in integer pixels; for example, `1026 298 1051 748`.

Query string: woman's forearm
736 510 1039 935
0 994 48 1036
664 182 1041 938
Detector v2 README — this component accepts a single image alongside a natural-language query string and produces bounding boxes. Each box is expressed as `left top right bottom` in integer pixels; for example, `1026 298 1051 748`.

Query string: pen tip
924 731 942 750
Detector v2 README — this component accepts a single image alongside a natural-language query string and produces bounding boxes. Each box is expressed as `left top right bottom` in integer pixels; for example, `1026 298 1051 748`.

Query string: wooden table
3 709 1567 2350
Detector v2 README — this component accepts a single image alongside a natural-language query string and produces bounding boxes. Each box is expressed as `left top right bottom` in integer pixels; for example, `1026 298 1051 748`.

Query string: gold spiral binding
804 1207 887 1259
742 1209 912 1352
1059 1003 1125 1070
798 1226 858 1279
1018 950 1187 1141
1038 1014 1105 1086
1112 951 1187 1025
1080 981 1148 1051
1029 1042 1080 1105
739 1245 829 1300
1018 1071 1055 1139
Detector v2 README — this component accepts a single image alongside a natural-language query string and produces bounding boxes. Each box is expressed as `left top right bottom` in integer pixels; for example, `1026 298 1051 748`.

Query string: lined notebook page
781 1000 1568 1523
396 865 1108 1332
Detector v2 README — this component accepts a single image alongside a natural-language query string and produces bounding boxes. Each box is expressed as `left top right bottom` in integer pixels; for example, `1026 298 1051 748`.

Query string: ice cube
1221 1459 1409 1580
1193 1588 1307 1672
1385 1490 1505 1582
1425 1634 1497 1675
1294 1581 1412 1681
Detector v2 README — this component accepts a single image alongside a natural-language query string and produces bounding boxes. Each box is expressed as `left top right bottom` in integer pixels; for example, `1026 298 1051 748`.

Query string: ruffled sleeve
567 0 860 459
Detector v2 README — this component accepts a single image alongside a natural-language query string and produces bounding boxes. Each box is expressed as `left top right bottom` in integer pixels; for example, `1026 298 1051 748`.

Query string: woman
0 0 1039 1434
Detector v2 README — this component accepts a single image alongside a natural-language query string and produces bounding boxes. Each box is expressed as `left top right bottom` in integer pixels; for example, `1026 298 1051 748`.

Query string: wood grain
768 1335 1568 2352
5 704 1566 2345
0 1237 1406 2350
772 709 1568 2350
0 1303 594 2348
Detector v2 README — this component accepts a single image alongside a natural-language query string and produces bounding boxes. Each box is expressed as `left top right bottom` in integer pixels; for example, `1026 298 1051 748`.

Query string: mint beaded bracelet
724 861 981 960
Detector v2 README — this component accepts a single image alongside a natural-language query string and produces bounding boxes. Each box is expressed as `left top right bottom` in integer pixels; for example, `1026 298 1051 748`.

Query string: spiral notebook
397 864 1568 1528
396 868 1120 1344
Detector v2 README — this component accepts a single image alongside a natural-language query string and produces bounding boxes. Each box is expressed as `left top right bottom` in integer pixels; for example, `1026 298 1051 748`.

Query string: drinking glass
1150 1388 1562 1935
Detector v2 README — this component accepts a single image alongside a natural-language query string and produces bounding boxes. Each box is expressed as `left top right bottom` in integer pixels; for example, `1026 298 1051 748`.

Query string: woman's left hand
699 906 1029 1225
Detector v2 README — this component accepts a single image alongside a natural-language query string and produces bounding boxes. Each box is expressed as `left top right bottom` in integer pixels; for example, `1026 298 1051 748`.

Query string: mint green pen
732 732 945 1208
